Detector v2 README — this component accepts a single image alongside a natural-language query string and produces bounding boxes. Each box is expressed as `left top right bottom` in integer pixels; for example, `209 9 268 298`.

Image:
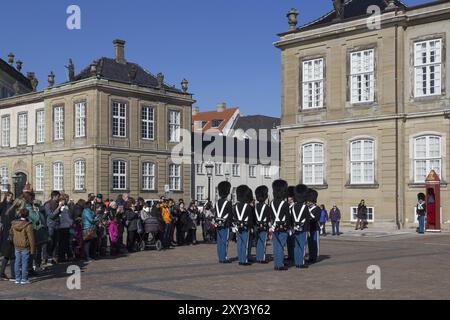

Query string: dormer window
212 119 223 128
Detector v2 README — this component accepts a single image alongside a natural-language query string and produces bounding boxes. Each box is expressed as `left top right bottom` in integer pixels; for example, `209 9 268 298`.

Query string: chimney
7 53 14 66
113 39 126 64
192 107 200 116
216 102 227 113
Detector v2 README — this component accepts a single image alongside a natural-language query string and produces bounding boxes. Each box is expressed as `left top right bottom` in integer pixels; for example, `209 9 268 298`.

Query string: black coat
233 202 254 228
0 201 15 258
308 205 321 232
214 198 233 227
270 199 292 228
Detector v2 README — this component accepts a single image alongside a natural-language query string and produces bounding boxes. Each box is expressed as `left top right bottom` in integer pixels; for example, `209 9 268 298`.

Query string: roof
74 57 183 93
233 115 280 131
297 0 408 32
0 58 32 90
192 108 239 133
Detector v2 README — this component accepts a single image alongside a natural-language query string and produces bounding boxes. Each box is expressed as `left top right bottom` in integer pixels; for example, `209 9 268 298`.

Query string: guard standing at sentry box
214 181 233 264
232 185 254 266
291 184 309 269
306 189 321 264
254 185 271 264
270 180 292 271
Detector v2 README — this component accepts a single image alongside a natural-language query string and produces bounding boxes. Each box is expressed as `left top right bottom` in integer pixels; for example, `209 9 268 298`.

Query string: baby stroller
142 216 164 251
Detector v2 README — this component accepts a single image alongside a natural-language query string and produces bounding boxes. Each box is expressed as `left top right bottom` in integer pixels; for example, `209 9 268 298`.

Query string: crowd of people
0 184 205 284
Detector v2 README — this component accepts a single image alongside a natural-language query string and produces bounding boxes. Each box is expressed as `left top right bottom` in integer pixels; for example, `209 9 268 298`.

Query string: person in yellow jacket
161 200 174 248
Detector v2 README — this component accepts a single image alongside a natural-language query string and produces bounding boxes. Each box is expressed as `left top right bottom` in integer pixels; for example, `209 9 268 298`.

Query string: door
14 172 27 198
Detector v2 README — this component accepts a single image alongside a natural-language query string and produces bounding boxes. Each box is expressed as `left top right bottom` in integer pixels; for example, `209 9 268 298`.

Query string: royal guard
254 186 271 264
291 184 309 269
417 193 426 234
306 188 321 264
270 180 292 271
286 186 296 265
232 185 254 266
214 181 233 264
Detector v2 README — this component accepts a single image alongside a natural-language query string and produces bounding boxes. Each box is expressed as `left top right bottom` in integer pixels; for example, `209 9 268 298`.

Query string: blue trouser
237 229 250 264
331 221 340 235
216 227 229 262
256 230 268 262
308 231 320 261
418 215 425 233
287 234 295 261
294 231 308 266
272 231 288 268
15 248 30 282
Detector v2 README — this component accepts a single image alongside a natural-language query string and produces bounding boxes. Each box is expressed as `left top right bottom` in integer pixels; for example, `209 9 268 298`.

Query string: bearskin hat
294 184 308 204
218 181 231 198
305 188 318 203
417 193 426 201
272 179 288 200
255 185 269 203
287 186 295 199
236 185 253 203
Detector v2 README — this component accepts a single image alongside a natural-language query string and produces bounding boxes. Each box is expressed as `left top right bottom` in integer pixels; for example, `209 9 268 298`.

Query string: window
0 166 8 192
112 102 127 137
113 160 127 190
196 186 205 201
53 162 64 191
263 166 271 178
35 164 44 192
350 49 375 103
212 119 223 128
351 207 375 222
141 106 155 140
169 164 181 191
249 165 256 178
302 58 324 109
201 121 208 128
36 110 45 143
414 39 442 97
168 110 181 142
75 102 86 138
74 160 86 191
1 116 10 147
215 163 223 176
232 164 240 177
54 106 64 140
303 143 324 185
196 163 204 175
414 135 441 183
17 113 28 145
142 162 155 191
350 139 375 184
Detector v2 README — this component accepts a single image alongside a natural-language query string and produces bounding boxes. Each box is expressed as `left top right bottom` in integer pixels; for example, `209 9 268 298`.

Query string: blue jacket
82 208 98 230
319 210 328 224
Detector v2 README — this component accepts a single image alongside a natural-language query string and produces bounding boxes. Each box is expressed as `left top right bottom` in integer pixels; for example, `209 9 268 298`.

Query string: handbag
83 227 97 241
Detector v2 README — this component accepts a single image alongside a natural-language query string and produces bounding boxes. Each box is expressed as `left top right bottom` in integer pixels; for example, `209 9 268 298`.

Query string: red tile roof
192 107 239 133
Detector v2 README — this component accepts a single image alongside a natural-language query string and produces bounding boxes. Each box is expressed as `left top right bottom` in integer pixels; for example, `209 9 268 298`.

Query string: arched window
414 135 441 183
302 143 324 185
74 160 86 191
0 166 9 192
350 139 374 184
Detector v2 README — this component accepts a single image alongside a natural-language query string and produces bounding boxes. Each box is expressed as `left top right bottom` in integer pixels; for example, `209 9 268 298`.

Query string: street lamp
205 161 214 202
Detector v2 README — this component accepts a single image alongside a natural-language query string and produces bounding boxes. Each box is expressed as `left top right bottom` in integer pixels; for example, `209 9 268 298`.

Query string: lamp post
205 161 214 202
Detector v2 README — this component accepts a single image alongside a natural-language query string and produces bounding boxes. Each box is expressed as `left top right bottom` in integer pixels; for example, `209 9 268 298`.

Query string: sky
0 0 431 117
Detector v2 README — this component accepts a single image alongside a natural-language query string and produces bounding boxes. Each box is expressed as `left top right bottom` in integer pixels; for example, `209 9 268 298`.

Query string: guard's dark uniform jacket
233 202 254 232
291 202 309 232
270 199 292 231
308 204 321 232
254 203 271 231
214 198 233 228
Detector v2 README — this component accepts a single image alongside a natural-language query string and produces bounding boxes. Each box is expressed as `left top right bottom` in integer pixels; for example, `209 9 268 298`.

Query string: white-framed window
0 166 8 192
1 116 10 147
169 164 181 191
54 106 64 140
414 135 441 183
112 102 127 138
74 160 86 191
249 165 256 178
141 106 155 140
196 186 205 201
112 160 127 190
168 110 181 142
414 39 442 97
350 139 375 184
35 164 44 192
350 49 375 103
18 113 28 145
53 162 64 191
215 163 223 176
196 163 204 175
302 143 324 185
75 102 86 138
263 166 271 178
350 207 375 222
36 110 45 143
232 164 240 177
142 162 155 191
302 58 324 109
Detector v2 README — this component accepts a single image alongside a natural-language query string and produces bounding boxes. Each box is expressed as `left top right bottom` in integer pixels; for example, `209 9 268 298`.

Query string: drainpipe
394 22 401 230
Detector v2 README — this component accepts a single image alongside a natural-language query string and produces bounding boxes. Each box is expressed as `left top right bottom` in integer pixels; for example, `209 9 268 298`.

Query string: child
108 216 120 256
10 208 35 284
72 217 84 260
